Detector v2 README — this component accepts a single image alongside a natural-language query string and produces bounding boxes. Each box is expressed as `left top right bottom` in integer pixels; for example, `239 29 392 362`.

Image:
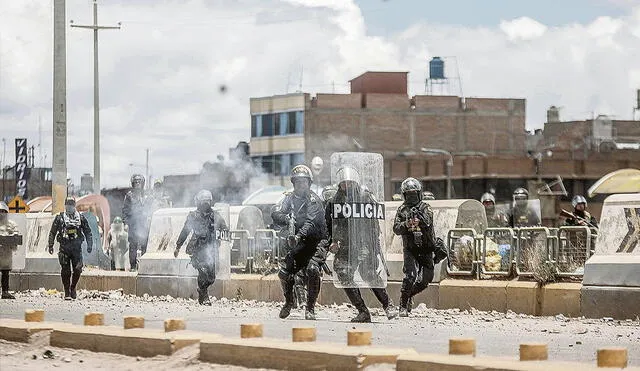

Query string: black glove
287 234 300 248
433 237 448 265
48 245 54 255
174 247 180 258
87 245 93 254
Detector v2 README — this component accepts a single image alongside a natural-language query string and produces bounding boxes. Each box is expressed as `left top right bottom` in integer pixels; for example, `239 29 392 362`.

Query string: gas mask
65 205 76 215
404 191 421 206
0 212 7 223
197 201 211 213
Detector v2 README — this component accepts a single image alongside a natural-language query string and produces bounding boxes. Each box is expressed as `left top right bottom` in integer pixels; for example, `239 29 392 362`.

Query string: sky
1 0 639 188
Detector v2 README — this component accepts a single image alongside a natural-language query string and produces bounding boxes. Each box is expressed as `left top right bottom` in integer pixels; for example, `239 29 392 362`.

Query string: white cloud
1 0 639 189
499 16 547 42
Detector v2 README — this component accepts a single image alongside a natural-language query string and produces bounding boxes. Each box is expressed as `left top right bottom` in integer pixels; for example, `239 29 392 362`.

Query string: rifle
560 209 598 229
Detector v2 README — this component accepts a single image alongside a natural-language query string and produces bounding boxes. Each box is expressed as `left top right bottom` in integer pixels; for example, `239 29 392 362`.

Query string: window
251 115 262 137
279 154 291 176
292 153 305 166
261 114 274 136
278 113 289 136
295 111 304 134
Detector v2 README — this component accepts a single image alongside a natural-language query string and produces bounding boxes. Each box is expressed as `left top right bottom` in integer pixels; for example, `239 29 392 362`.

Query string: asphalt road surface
1 289 638 367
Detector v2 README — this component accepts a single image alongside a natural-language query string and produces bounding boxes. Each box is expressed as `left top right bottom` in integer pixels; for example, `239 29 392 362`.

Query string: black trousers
128 238 147 269
279 239 320 310
190 247 216 291
58 244 83 293
400 247 434 306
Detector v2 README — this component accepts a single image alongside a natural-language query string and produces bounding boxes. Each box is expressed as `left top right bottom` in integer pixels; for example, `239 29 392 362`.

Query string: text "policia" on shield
332 203 385 220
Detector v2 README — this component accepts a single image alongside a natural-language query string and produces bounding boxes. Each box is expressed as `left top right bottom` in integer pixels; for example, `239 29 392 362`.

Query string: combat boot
305 309 316 320
279 303 293 319
198 289 211 306
1 271 15 299
399 292 410 317
384 305 398 320
351 310 372 323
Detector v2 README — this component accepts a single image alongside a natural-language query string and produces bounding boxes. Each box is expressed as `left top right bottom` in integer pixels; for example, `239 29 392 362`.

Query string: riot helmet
131 174 145 190
512 187 529 208
310 156 324 176
572 195 587 209
422 191 435 201
64 197 76 214
400 177 422 206
481 192 495 212
290 164 312 197
194 190 213 211
0 201 8 213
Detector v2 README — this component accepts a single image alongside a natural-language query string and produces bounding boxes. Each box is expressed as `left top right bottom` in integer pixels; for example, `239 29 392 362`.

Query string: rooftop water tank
429 57 445 80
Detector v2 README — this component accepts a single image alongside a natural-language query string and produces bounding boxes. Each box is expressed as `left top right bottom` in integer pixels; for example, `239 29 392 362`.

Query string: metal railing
515 227 554 277
556 226 593 277
446 228 480 276
481 228 516 277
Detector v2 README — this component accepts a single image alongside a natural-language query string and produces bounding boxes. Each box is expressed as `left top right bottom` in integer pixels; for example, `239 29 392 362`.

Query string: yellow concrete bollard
240 324 263 338
347 329 371 346
24 309 45 323
292 327 316 342
519 343 548 361
449 338 476 356
123 316 145 329
597 348 628 368
164 318 186 332
84 312 104 326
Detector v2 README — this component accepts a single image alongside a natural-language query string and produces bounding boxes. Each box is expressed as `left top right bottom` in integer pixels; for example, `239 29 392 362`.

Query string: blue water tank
429 57 445 80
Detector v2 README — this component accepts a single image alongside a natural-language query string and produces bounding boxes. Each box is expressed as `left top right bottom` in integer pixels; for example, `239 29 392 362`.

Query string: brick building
249 71 640 224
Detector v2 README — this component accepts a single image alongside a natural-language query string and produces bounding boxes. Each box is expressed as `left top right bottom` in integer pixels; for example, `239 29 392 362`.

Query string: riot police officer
122 174 150 271
481 192 509 228
393 178 445 317
174 190 228 305
508 188 541 227
0 202 20 299
327 166 397 323
565 195 598 228
48 197 93 300
150 179 173 209
272 165 326 320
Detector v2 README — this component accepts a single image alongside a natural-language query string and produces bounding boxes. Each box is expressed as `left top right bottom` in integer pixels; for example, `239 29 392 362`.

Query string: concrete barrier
582 193 640 319
396 353 611 371
199 337 417 371
0 318 56 343
49 324 202 357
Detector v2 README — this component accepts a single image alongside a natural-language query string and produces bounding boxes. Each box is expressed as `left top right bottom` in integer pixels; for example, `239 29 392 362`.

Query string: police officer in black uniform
481 192 509 228
564 195 598 228
508 188 541 227
272 165 326 320
48 197 93 300
327 166 397 323
174 190 228 305
393 177 446 317
122 174 150 271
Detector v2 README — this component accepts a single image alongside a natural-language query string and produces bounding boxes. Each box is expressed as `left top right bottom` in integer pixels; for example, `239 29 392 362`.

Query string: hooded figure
107 216 129 271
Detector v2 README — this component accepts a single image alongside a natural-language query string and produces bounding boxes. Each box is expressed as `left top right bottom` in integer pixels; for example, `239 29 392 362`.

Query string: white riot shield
213 203 231 280
0 214 26 270
330 152 387 288
510 199 542 227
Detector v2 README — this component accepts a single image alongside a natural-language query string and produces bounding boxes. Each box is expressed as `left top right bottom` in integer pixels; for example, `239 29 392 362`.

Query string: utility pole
70 0 120 195
52 0 67 214
145 148 149 190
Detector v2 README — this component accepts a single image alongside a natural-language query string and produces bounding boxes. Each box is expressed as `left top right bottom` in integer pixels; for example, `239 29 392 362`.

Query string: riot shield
329 152 387 288
509 199 542 228
0 214 26 270
213 203 231 280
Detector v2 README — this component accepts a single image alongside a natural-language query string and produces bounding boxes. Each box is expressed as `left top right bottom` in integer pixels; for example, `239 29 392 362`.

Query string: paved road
1 290 638 366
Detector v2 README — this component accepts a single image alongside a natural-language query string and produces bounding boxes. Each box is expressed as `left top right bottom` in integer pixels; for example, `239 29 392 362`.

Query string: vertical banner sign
15 138 29 199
